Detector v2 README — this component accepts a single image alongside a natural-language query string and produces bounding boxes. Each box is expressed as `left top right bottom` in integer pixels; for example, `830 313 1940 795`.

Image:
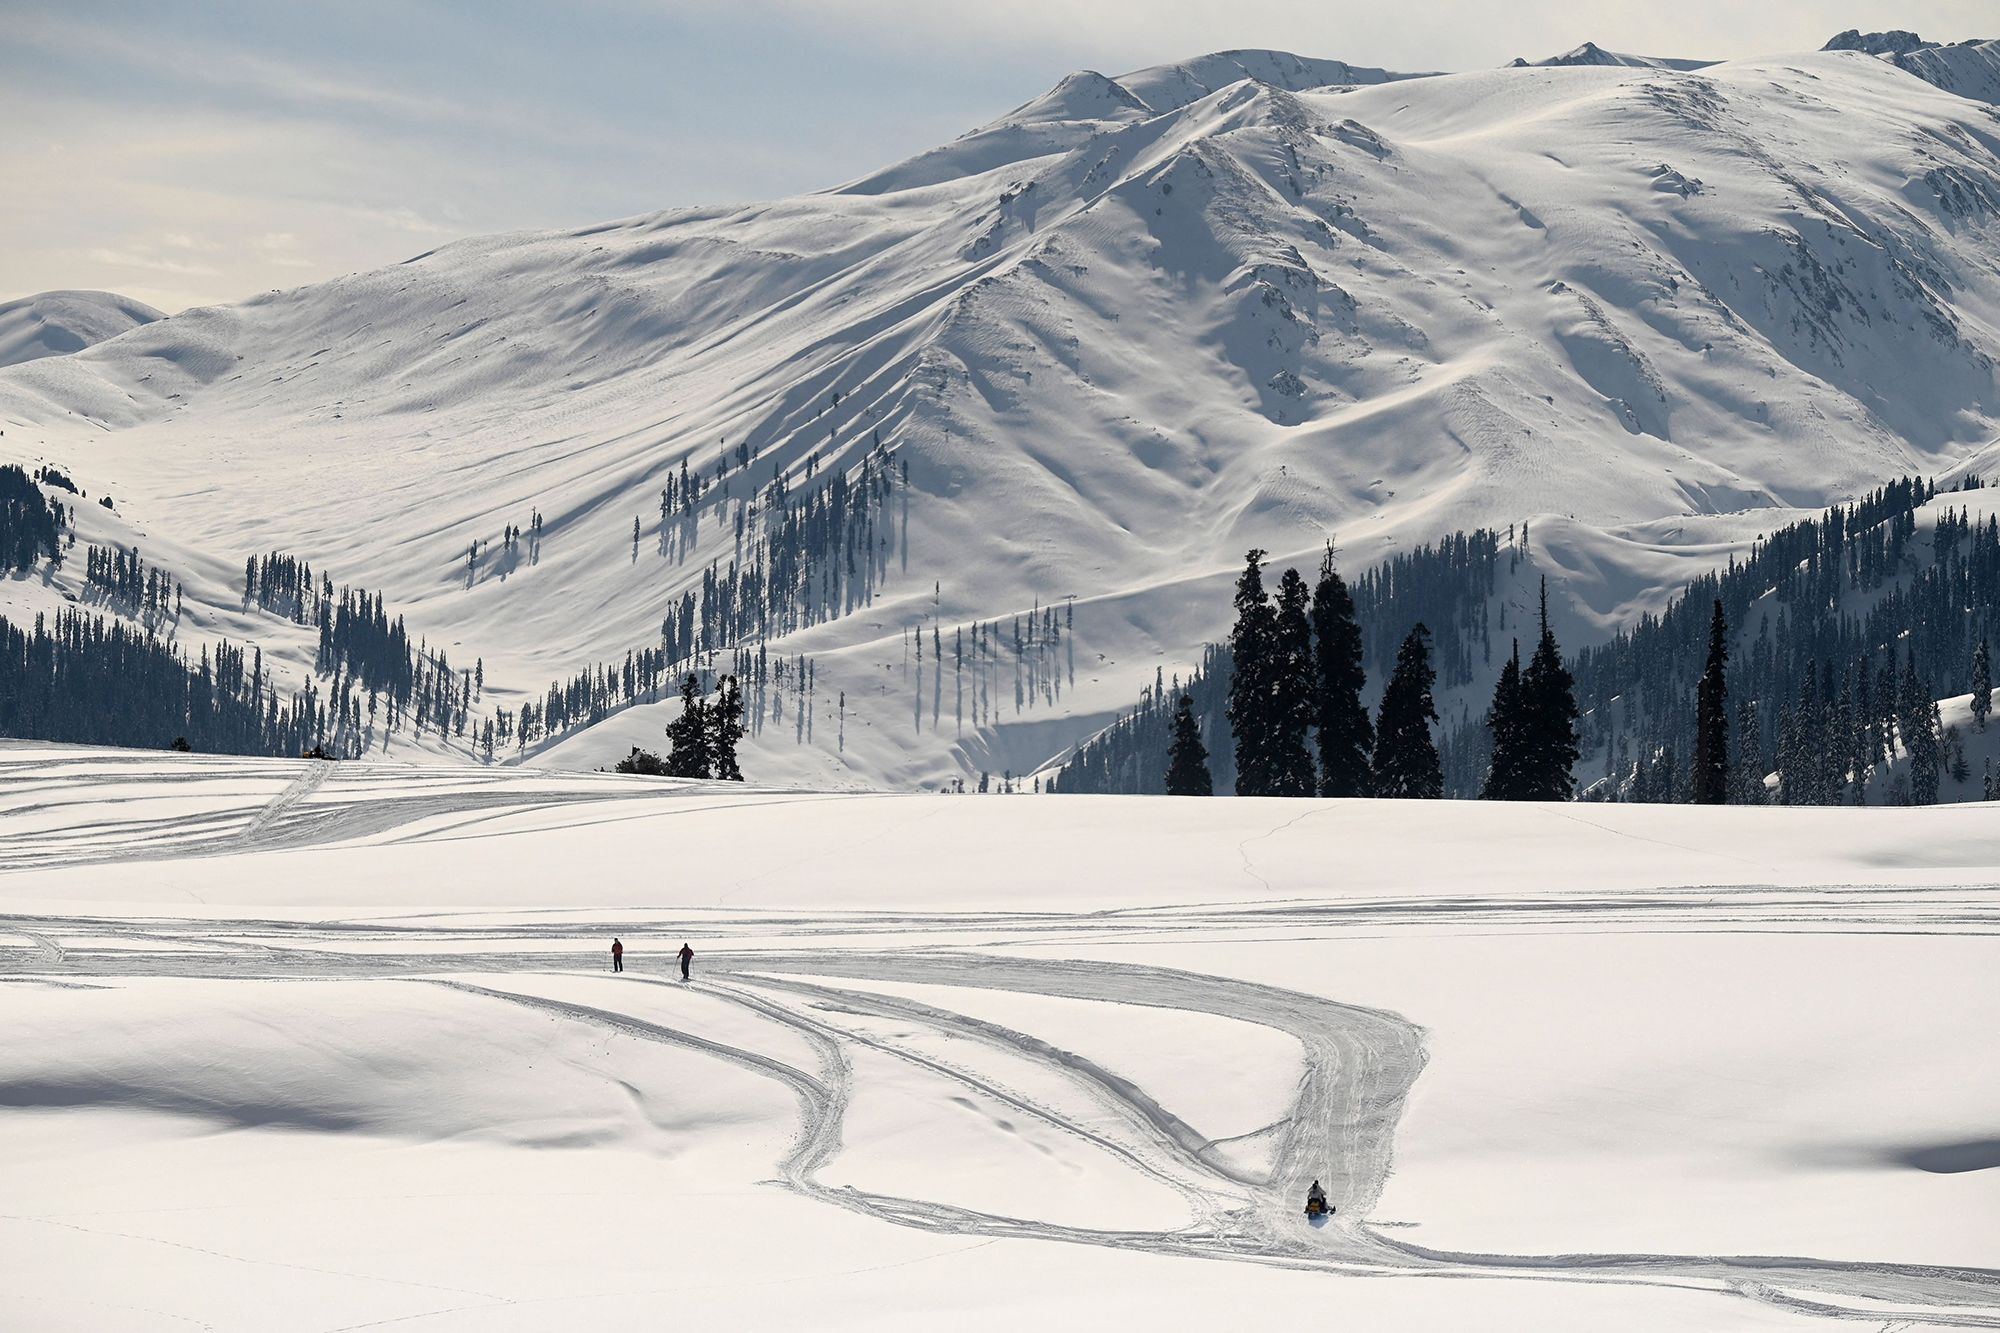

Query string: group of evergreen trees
617 673 746 780
1176 547 1460 798
0 608 331 756
244 552 322 621
655 440 904 664
85 544 181 624
1477 584 1580 800
1071 476 2000 807
1564 478 1993 804
1060 530 1511 796
0 465 63 571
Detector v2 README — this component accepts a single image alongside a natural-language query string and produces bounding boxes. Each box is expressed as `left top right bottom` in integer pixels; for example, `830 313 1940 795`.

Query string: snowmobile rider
1306 1180 1327 1210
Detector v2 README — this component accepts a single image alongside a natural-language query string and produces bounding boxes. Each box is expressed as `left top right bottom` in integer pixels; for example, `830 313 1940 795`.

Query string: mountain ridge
3 42 2000 787
0 290 162 370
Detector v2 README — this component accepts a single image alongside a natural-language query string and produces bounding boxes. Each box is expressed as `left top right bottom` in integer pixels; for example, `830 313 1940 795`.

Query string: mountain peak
1522 41 1714 71
1824 29 1929 56
1823 30 2000 104
1115 49 1420 115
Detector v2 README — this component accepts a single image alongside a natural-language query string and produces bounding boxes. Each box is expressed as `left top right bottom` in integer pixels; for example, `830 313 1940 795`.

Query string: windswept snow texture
6 47 2000 787
1 744 1997 1330
0 290 161 368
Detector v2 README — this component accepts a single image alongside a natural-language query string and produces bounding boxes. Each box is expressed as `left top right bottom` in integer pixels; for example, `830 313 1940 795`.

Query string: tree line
1066 477 1999 806
1160 548 1577 800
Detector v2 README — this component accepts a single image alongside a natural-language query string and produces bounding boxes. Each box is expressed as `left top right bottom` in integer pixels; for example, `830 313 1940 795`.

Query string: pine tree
1479 641 1526 800
1225 550 1280 796
1518 581 1579 800
665 673 712 778
710 675 745 781
1901 653 1941 805
1655 744 1680 802
1732 700 1767 805
1270 567 1316 796
1972 637 1992 733
1310 547 1372 796
1372 624 1442 799
1692 599 1730 804
1164 694 1213 796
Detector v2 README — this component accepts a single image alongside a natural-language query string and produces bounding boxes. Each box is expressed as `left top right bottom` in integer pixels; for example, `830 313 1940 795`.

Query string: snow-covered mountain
3 36 2000 786
0 290 160 369
1826 29 2000 103
1514 42 1716 72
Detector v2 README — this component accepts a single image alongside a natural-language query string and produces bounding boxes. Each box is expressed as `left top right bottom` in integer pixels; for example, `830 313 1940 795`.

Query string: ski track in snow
6 918 1999 1325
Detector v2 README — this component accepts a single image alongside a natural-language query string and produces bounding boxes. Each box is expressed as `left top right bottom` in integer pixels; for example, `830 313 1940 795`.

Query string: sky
3 0 1994 313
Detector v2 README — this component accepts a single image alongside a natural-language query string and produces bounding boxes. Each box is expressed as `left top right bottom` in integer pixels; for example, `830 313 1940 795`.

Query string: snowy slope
4 44 2000 787
1 744 1996 1330
0 290 160 369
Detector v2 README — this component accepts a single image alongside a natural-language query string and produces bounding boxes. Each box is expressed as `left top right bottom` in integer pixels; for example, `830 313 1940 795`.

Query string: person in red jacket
677 941 694 981
611 938 624 973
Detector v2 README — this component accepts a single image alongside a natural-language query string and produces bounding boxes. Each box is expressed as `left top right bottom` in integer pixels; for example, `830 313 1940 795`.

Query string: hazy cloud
1 0 1992 310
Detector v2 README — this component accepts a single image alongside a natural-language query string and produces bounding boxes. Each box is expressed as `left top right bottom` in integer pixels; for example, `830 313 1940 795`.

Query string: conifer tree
1518 581 1579 800
1731 700 1767 805
665 673 712 778
1372 624 1442 799
710 674 745 781
1479 641 1526 800
1226 551 1280 796
1972 637 1992 733
1164 694 1213 796
1270 567 1316 796
1900 652 1941 805
1692 599 1730 804
1309 546 1372 796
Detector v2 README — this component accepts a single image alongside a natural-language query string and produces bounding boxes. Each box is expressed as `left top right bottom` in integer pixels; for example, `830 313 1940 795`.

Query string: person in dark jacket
611 938 624 973
678 942 694 981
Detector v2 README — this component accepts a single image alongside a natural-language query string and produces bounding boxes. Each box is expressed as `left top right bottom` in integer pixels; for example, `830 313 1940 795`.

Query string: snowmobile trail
324 953 2000 1326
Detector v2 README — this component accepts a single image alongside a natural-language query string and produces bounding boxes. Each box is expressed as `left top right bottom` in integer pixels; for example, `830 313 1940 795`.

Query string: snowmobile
1304 1182 1332 1218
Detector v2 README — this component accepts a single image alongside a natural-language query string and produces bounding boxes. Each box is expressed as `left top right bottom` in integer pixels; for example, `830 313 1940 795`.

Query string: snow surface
1 743 1996 1330
5 44 2000 789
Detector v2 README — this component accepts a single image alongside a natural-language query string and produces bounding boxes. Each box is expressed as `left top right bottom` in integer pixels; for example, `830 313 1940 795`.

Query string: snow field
0 746 1996 1329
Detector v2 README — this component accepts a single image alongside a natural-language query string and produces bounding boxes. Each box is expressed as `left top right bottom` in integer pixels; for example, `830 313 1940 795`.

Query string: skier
677 941 694 981
611 937 624 973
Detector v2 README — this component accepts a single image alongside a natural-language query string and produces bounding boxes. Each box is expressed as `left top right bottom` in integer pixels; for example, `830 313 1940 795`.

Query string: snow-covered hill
4 38 2000 787
0 290 160 369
